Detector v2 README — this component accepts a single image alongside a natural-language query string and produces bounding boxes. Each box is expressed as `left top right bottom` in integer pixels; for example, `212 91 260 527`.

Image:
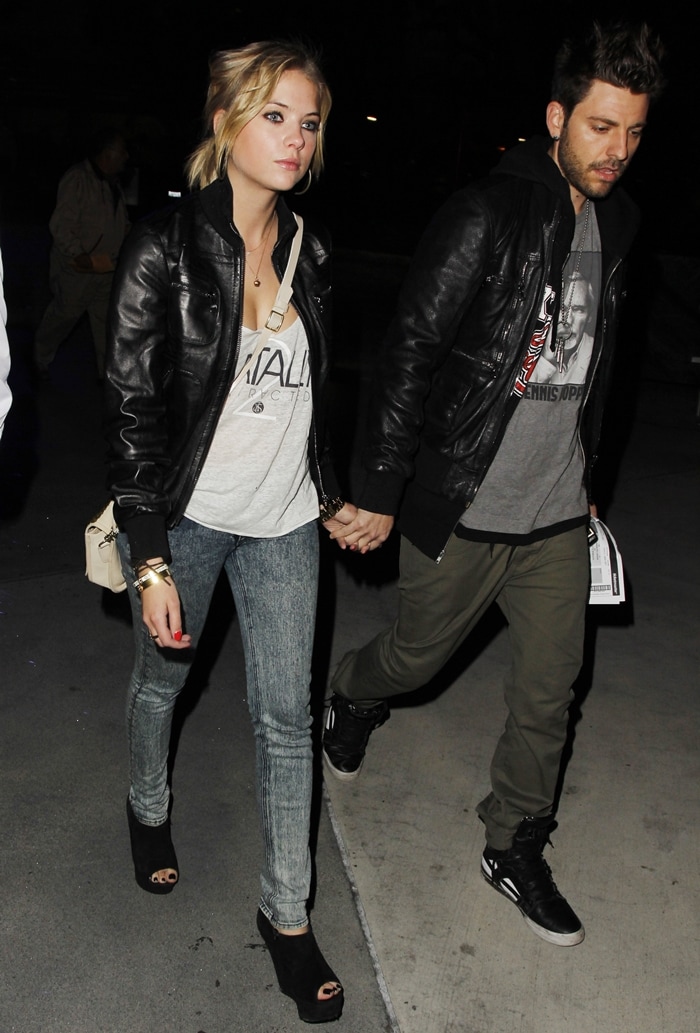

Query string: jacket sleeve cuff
356 470 406 516
115 510 172 566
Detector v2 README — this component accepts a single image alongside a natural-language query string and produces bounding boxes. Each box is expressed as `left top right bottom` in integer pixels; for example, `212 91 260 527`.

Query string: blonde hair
185 40 332 190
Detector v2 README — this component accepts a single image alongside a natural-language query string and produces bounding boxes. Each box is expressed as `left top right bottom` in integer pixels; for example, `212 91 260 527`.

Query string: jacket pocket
167 280 221 346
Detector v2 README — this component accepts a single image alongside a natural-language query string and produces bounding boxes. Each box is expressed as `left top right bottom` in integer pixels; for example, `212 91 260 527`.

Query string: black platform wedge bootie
256 909 344 1023
126 798 179 895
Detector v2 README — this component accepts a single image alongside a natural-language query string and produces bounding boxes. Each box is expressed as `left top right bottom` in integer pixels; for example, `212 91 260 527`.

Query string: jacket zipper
435 202 563 564
576 255 621 477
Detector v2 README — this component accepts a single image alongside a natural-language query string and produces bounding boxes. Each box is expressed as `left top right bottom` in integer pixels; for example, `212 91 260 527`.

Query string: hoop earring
218 148 229 180
295 169 313 195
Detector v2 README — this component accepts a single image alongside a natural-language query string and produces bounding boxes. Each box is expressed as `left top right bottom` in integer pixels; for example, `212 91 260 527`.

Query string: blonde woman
105 40 351 1022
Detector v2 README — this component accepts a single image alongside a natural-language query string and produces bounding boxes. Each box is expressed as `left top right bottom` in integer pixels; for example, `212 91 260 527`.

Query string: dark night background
0 0 696 254
0 0 697 406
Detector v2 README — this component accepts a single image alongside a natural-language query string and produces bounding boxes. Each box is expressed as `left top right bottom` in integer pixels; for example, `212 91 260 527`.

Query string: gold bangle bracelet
319 496 345 523
133 564 172 594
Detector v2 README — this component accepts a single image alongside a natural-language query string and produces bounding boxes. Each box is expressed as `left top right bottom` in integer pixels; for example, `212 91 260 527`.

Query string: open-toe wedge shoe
126 798 179 895
256 909 344 1023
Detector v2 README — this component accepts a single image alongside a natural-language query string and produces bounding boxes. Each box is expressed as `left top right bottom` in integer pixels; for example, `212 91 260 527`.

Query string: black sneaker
322 693 389 782
481 816 584 946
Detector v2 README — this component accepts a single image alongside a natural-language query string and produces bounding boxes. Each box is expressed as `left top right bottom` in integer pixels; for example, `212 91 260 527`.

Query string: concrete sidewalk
324 377 700 1033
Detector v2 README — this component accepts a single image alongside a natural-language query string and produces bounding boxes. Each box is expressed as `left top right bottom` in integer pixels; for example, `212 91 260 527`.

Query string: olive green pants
331 527 590 849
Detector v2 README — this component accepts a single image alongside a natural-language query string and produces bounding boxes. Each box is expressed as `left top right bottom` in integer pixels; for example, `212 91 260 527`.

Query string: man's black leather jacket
104 176 338 563
357 137 640 560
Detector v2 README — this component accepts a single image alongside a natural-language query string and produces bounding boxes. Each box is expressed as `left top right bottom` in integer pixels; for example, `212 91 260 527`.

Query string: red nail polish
173 630 182 642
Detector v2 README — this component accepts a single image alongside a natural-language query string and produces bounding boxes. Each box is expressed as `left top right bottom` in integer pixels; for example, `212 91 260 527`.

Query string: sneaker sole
523 915 585 946
322 748 364 783
481 861 585 947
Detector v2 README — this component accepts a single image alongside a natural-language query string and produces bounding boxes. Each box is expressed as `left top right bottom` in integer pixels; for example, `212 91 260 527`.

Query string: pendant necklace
244 216 276 287
555 199 590 372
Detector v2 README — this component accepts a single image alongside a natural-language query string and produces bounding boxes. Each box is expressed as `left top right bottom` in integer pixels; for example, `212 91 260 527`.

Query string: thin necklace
555 199 590 372
244 216 276 288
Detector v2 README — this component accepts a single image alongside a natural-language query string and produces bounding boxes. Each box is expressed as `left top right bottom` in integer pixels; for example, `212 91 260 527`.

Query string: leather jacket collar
198 176 300 252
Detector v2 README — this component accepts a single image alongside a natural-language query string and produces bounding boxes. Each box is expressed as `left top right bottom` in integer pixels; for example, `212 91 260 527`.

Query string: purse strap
231 214 304 389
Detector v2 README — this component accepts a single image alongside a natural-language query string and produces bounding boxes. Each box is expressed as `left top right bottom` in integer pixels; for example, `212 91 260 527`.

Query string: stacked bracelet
319 496 345 523
132 562 173 594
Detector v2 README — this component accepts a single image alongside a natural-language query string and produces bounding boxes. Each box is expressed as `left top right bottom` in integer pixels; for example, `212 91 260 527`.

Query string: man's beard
557 129 626 200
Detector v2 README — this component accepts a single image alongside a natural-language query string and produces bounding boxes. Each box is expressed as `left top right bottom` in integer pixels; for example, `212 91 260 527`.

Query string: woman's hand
321 502 357 545
136 560 192 649
327 508 394 554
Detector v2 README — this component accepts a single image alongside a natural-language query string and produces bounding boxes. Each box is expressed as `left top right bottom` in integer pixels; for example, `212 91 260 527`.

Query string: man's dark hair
551 21 666 115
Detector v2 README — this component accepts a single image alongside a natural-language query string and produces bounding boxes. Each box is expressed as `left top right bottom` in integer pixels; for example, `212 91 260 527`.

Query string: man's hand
327 508 394 554
71 252 115 273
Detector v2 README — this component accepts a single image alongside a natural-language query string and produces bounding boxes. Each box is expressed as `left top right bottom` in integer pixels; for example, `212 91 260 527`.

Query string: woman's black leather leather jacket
104 177 338 563
357 137 640 560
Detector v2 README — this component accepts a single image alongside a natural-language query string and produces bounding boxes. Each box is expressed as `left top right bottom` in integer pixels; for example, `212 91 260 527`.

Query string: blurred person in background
34 127 130 382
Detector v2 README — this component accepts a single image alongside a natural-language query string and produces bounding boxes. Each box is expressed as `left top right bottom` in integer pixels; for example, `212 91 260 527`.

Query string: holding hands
323 504 394 554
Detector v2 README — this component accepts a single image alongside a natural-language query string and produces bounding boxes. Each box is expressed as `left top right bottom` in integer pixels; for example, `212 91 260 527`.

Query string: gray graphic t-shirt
459 203 601 539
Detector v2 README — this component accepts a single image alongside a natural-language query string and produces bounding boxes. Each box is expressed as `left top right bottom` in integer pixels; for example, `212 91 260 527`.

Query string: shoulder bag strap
231 214 304 389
